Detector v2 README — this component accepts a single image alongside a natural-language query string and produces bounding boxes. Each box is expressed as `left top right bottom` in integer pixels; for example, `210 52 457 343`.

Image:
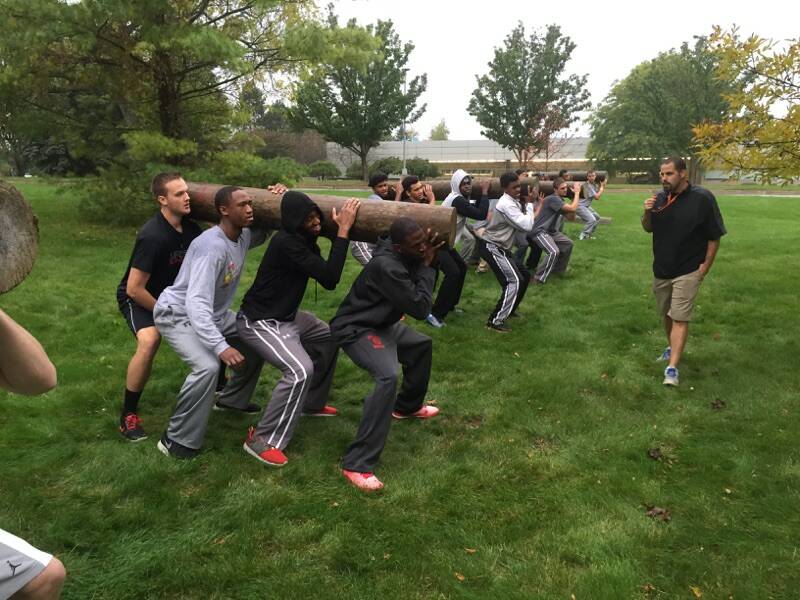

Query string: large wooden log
0 182 39 294
431 175 613 201
186 182 457 246
530 171 607 182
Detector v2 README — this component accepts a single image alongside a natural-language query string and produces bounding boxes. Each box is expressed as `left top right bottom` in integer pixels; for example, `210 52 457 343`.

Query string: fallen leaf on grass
690 585 703 598
454 572 465 582
641 583 656 594
427 398 438 405
465 548 477 554
647 447 663 460
645 505 671 521
513 352 520 358
711 399 726 410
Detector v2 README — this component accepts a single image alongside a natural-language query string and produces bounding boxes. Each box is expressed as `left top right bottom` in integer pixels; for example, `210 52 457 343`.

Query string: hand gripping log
186 182 457 247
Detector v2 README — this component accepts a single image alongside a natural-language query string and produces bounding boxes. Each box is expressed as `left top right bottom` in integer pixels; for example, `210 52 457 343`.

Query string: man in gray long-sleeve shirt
154 185 282 458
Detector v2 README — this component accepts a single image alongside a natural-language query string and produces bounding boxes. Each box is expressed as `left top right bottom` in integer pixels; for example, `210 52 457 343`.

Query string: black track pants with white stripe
236 311 338 450
478 239 530 325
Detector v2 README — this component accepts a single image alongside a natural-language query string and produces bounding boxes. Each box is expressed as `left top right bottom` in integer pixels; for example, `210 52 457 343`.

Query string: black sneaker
213 401 261 414
119 412 147 442
486 321 511 333
157 433 199 460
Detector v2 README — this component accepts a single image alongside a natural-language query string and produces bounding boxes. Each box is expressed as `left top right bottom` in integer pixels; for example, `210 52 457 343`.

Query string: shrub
79 132 308 225
369 157 402 176
307 160 341 179
406 157 440 178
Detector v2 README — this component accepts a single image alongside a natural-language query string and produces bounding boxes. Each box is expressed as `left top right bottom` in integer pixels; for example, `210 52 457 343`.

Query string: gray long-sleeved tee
155 226 253 355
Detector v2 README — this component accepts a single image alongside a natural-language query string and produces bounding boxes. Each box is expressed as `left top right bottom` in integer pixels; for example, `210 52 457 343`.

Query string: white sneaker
663 366 679 386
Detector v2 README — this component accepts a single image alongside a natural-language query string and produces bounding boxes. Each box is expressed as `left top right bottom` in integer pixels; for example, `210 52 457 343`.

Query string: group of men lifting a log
354 167 606 331
114 157 724 492
116 172 443 491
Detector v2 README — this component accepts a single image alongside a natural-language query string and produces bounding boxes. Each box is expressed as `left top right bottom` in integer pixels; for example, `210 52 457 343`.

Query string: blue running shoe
657 346 671 362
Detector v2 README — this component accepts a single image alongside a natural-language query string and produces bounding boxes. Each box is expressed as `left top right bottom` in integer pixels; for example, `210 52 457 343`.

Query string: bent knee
136 328 161 354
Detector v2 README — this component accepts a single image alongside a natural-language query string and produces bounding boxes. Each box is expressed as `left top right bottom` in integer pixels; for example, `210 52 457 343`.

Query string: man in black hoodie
237 191 360 467
330 217 443 492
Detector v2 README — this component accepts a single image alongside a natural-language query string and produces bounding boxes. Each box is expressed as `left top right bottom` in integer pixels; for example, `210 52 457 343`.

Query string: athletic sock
123 389 142 415
216 362 228 392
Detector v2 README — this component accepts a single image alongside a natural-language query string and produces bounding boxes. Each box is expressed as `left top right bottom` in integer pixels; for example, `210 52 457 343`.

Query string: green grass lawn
1 178 798 599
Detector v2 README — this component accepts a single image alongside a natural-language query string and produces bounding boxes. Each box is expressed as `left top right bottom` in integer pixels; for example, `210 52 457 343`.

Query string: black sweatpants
478 239 530 326
341 323 432 473
431 247 467 321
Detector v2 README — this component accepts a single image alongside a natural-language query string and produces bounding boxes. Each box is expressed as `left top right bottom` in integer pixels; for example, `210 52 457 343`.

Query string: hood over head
281 191 322 234
442 169 469 207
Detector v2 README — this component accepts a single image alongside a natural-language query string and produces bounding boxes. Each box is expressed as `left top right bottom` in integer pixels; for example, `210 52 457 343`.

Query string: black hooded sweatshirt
329 236 436 345
240 191 350 322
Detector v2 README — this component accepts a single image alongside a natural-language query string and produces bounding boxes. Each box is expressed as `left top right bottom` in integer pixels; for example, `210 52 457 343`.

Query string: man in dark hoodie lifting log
330 217 443 492
237 191 361 467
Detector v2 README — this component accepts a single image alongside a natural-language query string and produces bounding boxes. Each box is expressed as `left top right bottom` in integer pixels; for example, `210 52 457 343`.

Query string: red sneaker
392 405 440 420
302 404 338 417
342 469 384 491
243 427 288 467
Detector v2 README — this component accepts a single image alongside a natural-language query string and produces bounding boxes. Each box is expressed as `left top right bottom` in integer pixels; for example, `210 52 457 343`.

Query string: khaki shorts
653 268 703 322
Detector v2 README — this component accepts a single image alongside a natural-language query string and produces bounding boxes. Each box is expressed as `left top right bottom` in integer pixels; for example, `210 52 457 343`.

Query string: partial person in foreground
330 217 443 492
642 156 726 387
478 171 534 332
0 308 66 600
154 185 283 459
237 192 360 467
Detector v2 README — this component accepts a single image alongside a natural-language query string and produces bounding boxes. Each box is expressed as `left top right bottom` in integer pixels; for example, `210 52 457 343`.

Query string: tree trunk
186 181 457 246
154 51 180 138
0 182 39 293
359 148 369 182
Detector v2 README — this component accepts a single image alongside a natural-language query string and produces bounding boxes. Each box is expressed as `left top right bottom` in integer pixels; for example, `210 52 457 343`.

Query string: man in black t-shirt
116 173 202 441
642 157 726 387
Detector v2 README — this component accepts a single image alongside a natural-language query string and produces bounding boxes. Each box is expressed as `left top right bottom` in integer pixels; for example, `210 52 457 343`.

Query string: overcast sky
328 0 800 140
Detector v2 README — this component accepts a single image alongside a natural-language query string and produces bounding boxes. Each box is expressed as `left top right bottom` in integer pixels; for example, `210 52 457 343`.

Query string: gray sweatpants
236 311 338 450
533 231 573 283
576 204 600 237
341 323 432 473
154 307 263 450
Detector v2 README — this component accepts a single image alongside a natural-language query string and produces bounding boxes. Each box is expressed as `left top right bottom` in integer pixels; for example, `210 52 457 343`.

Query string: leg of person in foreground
0 310 66 599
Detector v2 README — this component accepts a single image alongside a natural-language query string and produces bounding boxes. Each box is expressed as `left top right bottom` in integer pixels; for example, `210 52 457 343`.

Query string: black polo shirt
650 185 726 279
116 212 202 306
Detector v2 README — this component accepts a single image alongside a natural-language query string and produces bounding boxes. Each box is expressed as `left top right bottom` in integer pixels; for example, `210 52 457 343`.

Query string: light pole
401 73 408 175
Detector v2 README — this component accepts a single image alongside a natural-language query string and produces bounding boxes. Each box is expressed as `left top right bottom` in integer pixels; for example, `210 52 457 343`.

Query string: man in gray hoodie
153 184 283 458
